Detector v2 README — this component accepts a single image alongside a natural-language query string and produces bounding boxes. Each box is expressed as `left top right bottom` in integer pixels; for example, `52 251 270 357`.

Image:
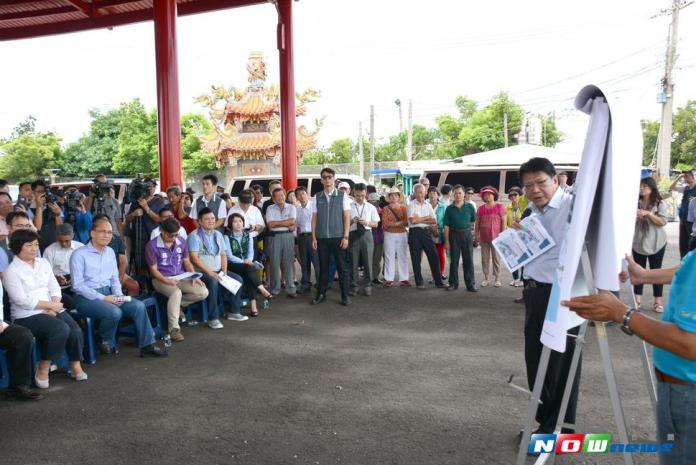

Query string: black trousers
408 227 443 286
632 245 667 297
297 233 319 290
448 229 475 289
229 262 262 301
679 221 693 259
15 312 84 362
0 324 34 388
317 237 349 298
523 286 581 432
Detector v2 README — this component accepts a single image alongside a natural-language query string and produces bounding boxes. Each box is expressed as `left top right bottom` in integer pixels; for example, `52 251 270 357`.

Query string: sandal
250 309 259 317
653 303 664 313
384 281 394 287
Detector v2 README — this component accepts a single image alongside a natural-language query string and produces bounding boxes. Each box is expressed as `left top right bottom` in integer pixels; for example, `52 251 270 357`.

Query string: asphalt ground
1 224 682 465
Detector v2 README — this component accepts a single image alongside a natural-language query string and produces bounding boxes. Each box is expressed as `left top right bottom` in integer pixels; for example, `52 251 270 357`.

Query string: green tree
458 92 524 154
0 130 63 182
641 119 660 166
112 99 159 176
64 108 121 177
538 114 563 148
180 113 216 175
672 100 696 168
301 148 330 165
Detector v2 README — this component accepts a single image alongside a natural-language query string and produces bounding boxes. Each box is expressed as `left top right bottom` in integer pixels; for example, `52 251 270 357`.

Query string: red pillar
153 0 182 189
277 0 297 190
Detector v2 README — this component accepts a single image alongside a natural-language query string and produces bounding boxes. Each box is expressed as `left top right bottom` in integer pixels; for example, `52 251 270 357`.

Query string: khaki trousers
152 279 209 331
480 241 500 280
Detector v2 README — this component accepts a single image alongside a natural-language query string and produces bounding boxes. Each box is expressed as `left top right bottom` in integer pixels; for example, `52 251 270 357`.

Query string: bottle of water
163 334 172 348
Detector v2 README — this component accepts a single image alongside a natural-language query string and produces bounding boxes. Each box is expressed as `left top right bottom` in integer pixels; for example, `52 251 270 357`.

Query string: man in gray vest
190 174 226 231
311 167 352 306
188 207 247 328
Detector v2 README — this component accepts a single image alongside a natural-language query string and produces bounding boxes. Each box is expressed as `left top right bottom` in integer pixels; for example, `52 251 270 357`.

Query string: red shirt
477 203 506 243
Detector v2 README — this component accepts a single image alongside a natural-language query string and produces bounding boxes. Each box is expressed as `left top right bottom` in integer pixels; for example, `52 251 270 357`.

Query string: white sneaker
207 319 224 329
225 313 249 322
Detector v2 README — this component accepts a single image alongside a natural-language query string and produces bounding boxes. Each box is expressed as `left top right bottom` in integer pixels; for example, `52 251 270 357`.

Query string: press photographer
124 177 164 271
30 179 65 252
61 186 92 244
85 174 124 237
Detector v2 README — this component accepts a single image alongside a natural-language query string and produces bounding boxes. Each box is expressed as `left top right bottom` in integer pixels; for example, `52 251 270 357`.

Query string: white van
227 174 369 200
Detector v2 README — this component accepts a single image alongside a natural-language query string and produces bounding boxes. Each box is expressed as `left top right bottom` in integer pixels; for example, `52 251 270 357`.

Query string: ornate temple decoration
196 51 322 174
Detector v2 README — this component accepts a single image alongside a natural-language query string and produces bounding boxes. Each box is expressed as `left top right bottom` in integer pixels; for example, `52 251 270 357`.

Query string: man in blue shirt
70 216 167 357
564 251 696 465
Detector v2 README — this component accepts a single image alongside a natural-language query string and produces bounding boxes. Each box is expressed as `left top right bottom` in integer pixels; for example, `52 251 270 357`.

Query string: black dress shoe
371 279 383 285
11 385 43 401
514 297 525 304
312 294 326 305
140 344 168 358
341 296 351 306
467 287 478 292
446 286 458 291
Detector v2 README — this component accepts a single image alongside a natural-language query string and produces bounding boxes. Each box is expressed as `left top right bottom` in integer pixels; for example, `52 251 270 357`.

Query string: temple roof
226 94 278 118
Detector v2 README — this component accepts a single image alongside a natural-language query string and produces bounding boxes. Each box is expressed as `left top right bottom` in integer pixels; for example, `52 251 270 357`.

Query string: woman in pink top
474 186 507 287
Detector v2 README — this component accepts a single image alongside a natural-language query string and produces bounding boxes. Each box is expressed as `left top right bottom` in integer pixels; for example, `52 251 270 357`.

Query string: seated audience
5 229 87 387
147 217 208 342
43 223 83 309
70 217 167 357
227 213 272 317
0 285 43 400
187 208 247 326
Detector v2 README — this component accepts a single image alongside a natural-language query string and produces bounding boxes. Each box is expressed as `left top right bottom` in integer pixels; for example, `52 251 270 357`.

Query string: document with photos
492 216 556 272
219 272 242 295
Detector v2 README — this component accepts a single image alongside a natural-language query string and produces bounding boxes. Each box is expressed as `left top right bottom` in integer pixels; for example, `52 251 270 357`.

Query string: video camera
65 190 82 213
128 177 156 204
91 179 113 201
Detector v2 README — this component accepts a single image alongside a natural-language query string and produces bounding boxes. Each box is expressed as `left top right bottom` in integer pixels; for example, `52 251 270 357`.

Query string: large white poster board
540 85 642 353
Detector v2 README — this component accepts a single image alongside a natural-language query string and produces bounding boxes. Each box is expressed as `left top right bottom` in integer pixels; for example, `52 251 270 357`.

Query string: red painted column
153 0 182 189
277 0 297 190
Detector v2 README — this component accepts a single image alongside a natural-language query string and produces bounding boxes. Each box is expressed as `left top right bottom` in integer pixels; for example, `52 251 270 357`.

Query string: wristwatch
620 307 636 336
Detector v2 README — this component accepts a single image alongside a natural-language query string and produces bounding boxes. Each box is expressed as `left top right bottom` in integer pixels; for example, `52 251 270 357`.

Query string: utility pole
369 105 375 178
358 121 364 180
656 0 683 180
503 112 509 147
406 99 413 162
395 99 403 133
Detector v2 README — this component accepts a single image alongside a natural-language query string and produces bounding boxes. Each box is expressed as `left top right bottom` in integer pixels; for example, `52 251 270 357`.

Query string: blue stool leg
0 349 10 389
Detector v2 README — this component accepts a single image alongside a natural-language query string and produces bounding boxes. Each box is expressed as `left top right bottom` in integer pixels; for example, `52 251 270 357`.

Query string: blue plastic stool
0 349 10 389
117 295 165 344
69 310 97 365
184 300 209 324
31 338 70 387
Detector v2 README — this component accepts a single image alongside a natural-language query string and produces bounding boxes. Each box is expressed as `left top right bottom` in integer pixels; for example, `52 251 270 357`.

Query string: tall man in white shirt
407 184 447 289
348 183 380 296
189 174 227 230
295 186 319 294
265 188 297 297
311 167 352 306
518 157 580 435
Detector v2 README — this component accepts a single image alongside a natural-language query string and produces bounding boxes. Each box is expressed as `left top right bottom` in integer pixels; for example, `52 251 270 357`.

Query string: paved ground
2 224 681 465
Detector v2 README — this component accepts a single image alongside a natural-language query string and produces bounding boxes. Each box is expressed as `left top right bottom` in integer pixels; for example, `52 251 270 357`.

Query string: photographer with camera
86 174 124 238
0 192 13 242
30 179 64 253
124 177 164 271
15 182 34 221
61 187 93 244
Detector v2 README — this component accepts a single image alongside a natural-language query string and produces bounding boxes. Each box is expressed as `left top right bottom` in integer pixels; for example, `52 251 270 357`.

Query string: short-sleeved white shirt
407 199 435 228
265 203 297 232
349 201 380 231
227 204 264 238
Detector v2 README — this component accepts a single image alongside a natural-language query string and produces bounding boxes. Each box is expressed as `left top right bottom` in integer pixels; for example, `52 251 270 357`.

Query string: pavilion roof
0 0 266 41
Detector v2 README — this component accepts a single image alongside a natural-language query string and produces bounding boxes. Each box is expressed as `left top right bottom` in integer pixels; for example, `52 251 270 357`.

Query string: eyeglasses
523 178 552 190
94 230 113 236
12 223 32 229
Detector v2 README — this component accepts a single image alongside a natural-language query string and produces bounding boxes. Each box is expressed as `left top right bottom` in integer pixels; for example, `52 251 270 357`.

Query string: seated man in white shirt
150 206 187 241
43 223 84 309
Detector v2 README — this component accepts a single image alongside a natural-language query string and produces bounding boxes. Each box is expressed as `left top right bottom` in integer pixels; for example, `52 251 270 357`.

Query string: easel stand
515 251 657 465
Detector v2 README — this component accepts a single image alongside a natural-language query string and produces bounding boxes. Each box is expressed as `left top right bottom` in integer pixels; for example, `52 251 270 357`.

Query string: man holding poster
518 157 581 435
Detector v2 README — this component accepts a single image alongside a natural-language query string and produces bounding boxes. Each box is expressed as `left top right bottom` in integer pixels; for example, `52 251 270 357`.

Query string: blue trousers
73 287 155 348
201 271 243 318
657 380 696 465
